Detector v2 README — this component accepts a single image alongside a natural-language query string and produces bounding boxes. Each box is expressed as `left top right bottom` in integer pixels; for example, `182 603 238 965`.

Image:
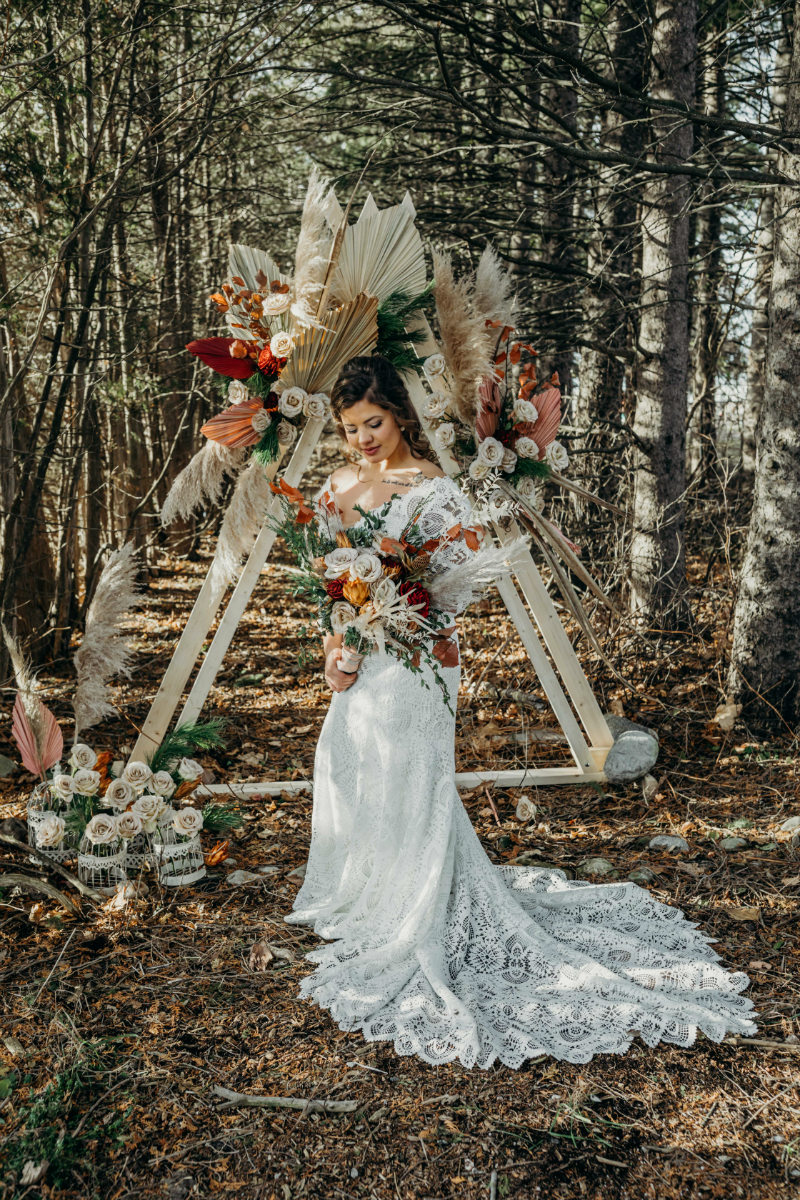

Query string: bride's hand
325 648 358 692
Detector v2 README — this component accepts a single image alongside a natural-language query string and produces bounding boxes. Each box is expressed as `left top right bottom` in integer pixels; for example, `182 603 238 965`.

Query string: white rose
72 768 100 797
350 551 383 583
122 761 152 791
515 476 541 507
324 547 359 578
330 601 357 635
303 392 329 419
251 408 271 434
501 448 518 473
173 807 204 838
514 399 539 424
104 778 134 810
477 436 504 467
436 423 456 449
85 813 118 846
177 758 204 782
516 794 537 822
117 810 143 840
264 292 290 315
371 577 397 606
515 436 540 460
228 379 249 405
270 331 293 359
50 774 76 803
468 458 490 481
69 743 97 770
424 391 450 419
276 420 296 446
132 794 166 834
38 813 66 848
545 439 569 471
150 770 176 798
423 353 446 379
485 488 510 518
278 386 306 417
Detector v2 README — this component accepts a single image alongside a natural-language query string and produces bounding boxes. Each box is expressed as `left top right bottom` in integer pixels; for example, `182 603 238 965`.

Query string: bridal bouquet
268 478 516 710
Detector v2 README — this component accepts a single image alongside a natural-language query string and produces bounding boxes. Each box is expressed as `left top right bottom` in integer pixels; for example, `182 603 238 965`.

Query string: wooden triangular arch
131 194 613 788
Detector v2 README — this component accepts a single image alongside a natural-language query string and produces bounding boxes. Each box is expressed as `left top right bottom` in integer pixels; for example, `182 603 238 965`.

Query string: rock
578 856 619 878
0 754 16 778
641 774 659 803
627 866 657 884
719 836 748 851
649 834 689 853
223 857 237 868
0 817 27 842
603 715 659 784
288 863 307 880
3 1036 25 1057
226 870 264 886
509 850 543 866
780 816 800 832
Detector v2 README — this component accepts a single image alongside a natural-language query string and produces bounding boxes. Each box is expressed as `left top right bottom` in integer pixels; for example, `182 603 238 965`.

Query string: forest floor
1 480 800 1199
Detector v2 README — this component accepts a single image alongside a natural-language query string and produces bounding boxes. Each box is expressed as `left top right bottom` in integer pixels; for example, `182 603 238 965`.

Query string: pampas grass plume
432 249 495 425
291 169 333 329
217 460 272 578
161 442 246 526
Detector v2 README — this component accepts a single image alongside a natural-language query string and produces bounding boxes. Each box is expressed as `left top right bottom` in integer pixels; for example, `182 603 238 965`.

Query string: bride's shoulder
329 464 358 490
414 459 446 480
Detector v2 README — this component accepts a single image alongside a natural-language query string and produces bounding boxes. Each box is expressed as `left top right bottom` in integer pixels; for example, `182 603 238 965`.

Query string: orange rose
343 578 370 606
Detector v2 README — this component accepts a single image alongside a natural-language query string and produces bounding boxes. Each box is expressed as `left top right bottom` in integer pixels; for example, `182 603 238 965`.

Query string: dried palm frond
330 202 427 306
280 294 379 395
228 243 290 295
432 249 495 425
217 460 272 577
201 399 265 448
2 625 63 776
291 169 334 329
426 535 530 613
473 245 514 327
73 543 142 738
224 243 292 343
161 442 246 526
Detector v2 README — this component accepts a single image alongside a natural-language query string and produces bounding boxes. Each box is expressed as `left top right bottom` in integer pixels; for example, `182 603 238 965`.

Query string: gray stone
288 863 307 880
578 856 619 878
222 857 237 867
258 864 279 875
627 866 658 884
603 715 659 784
649 834 689 853
509 850 543 866
226 869 264 886
0 754 16 778
719 836 748 851
780 815 800 832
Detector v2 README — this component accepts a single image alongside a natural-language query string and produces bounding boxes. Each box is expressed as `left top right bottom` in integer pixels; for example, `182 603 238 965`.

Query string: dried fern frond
473 245 514 327
280 294 379 395
161 442 246 526
433 249 495 425
217 460 272 578
73 543 142 738
331 202 427 306
291 169 334 329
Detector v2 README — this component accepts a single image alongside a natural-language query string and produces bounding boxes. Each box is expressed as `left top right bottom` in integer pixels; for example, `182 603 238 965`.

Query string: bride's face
340 399 405 464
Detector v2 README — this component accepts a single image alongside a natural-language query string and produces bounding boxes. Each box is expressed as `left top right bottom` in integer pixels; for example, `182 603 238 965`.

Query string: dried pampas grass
473 245 514 327
161 442 246 527
426 535 529 614
216 460 272 578
432 249 495 425
291 170 334 329
73 543 142 738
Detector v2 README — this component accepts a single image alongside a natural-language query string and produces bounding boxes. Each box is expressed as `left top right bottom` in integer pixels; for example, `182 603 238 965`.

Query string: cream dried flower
264 292 290 315
515 436 540 460
122 761 152 791
515 794 537 822
104 778 134 810
270 331 293 359
424 392 450 419
85 812 118 845
228 379 249 405
117 810 143 839
468 458 490 481
69 743 97 770
251 408 271 434
72 768 100 797
38 813 66 848
324 547 358 578
545 440 569 471
150 770 176 798
330 601 357 635
514 399 539 424
278 386 306 418
501 448 518 474
477 436 504 467
436 423 456 449
350 552 383 584
303 392 329 419
276 420 296 446
423 353 446 379
173 807 204 838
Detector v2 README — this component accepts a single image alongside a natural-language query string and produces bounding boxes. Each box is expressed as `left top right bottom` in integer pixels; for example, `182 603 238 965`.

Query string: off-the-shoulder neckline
326 471 454 531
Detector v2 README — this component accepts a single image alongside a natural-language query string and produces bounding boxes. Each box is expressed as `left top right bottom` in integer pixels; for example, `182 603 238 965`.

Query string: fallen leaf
748 961 770 970
726 906 760 922
713 701 742 732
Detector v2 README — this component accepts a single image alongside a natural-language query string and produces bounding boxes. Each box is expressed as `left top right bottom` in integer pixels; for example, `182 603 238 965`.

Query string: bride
284 354 756 1069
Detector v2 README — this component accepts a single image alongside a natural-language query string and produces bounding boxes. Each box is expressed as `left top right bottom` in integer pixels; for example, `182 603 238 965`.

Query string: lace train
284 475 756 1068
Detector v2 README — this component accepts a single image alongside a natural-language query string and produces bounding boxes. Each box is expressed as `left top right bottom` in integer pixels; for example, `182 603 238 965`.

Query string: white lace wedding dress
284 473 756 1068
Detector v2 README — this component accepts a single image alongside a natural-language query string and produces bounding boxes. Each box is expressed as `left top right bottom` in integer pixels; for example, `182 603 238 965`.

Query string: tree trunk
727 0 800 727
741 190 773 478
630 0 696 624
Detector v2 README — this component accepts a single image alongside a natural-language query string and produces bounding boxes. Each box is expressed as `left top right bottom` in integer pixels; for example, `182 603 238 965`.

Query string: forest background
2 2 800 1199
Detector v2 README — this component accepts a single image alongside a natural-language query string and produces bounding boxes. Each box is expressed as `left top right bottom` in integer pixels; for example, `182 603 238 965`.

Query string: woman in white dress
285 355 756 1069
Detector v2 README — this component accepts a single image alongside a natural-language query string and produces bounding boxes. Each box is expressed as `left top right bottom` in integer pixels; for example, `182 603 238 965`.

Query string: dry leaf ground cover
1 513 800 1199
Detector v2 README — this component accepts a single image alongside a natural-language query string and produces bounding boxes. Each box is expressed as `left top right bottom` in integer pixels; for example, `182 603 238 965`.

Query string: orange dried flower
343 578 370 606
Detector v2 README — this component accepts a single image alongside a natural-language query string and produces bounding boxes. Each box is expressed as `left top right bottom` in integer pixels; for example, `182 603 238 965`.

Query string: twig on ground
33 927 77 1004
212 1085 358 1113
0 872 82 915
0 831 103 900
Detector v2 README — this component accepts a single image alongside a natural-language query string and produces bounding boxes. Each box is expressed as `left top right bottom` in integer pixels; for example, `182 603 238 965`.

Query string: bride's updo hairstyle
331 355 435 462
